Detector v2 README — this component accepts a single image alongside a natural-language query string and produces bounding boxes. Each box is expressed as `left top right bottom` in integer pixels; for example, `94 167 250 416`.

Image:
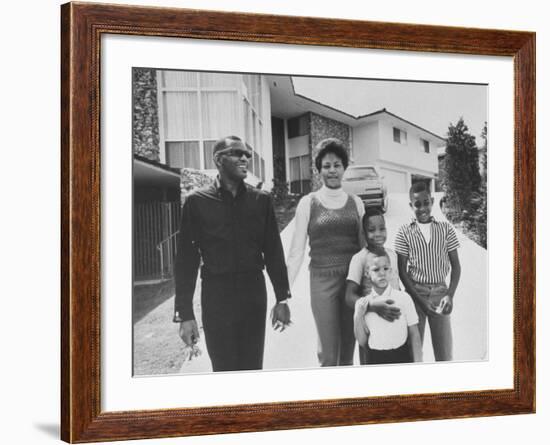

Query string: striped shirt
394 217 460 284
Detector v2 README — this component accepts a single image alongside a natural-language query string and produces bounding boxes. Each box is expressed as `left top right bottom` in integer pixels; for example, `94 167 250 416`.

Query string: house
132 69 446 281
267 75 446 194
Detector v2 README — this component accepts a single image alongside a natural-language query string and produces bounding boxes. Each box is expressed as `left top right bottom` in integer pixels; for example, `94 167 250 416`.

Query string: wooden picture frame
61 1 535 442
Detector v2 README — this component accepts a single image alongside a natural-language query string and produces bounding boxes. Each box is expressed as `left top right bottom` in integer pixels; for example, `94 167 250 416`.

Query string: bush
442 118 486 248
271 177 291 204
180 169 213 204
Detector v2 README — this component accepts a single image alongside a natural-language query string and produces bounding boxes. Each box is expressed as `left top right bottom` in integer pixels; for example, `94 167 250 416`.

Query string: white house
350 109 446 193
266 75 446 194
137 70 445 194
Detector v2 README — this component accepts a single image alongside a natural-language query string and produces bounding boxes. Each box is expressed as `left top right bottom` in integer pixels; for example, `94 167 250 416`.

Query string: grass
133 280 191 375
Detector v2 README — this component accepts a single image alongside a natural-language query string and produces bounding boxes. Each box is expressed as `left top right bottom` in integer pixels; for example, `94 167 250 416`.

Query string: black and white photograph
132 69 488 376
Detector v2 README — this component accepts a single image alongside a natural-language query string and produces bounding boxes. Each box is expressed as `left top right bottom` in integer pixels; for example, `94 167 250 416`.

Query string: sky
292 76 487 145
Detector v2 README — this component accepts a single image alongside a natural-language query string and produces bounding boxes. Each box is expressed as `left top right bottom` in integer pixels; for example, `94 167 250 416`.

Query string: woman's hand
368 298 401 322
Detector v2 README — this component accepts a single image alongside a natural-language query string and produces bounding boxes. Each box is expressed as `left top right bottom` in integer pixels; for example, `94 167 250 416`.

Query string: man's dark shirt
174 178 291 321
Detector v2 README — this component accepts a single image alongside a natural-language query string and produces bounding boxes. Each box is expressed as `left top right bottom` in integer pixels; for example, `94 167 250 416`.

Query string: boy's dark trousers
200 271 267 372
359 346 368 365
365 342 412 365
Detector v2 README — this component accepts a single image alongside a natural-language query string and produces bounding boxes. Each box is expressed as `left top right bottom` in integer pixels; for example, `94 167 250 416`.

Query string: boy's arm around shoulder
345 250 365 308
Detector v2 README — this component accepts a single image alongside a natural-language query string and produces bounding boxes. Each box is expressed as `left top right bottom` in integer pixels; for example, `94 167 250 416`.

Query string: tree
475 122 488 248
480 122 487 184
443 117 481 216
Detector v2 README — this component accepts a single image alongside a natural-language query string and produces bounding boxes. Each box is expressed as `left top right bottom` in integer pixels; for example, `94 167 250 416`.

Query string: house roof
267 75 446 144
133 154 181 188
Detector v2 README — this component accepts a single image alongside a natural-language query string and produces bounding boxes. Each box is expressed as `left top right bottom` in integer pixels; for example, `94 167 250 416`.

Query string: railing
157 231 179 280
134 201 181 281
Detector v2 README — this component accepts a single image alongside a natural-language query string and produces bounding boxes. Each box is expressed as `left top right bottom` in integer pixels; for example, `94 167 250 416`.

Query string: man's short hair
314 138 349 172
362 207 385 231
212 135 243 156
409 181 431 199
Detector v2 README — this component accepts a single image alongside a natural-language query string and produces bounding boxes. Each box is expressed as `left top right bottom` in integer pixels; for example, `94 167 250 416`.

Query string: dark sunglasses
218 148 252 159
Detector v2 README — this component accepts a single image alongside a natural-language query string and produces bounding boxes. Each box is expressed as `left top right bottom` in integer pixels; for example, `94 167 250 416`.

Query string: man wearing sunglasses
173 135 292 372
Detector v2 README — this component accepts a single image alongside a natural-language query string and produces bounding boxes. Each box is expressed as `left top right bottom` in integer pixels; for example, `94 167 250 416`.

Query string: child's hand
417 299 439 317
438 295 454 315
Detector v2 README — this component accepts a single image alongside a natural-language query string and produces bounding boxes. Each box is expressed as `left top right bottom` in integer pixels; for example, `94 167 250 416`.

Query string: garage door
380 168 408 193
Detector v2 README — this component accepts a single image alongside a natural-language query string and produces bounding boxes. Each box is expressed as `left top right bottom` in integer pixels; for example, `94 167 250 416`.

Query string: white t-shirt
364 286 419 350
346 247 400 294
417 221 432 243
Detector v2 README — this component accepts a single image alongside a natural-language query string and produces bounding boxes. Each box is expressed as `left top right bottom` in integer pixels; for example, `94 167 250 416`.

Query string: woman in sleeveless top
287 139 365 366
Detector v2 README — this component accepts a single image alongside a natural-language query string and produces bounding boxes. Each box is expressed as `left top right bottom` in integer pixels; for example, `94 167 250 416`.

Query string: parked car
342 165 388 212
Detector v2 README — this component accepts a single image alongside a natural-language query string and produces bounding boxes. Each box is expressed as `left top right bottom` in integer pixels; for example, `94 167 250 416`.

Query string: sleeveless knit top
307 193 361 269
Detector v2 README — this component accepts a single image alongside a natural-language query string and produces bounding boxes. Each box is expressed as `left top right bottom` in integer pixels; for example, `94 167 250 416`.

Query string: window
203 140 217 169
289 154 311 194
166 141 200 169
421 138 430 153
201 91 239 139
393 127 407 144
288 115 309 139
253 152 260 178
163 92 200 140
243 75 262 118
159 70 266 174
241 80 266 180
162 71 197 88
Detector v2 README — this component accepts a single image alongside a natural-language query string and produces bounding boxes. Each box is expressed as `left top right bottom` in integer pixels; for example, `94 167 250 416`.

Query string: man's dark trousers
201 271 267 372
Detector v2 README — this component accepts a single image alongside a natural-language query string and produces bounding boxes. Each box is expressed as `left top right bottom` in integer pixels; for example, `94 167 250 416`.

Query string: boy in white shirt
354 250 423 364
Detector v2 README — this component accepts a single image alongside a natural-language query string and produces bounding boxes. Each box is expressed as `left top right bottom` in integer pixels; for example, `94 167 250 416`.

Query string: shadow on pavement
133 280 175 324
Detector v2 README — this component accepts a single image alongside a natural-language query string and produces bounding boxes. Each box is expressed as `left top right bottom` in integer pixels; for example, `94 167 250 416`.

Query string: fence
134 201 181 282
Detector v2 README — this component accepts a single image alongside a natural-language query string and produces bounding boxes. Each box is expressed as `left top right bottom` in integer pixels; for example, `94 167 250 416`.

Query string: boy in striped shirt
394 182 461 361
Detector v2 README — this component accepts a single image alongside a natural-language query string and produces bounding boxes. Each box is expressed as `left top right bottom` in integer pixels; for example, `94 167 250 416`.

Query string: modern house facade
350 109 445 193
132 69 446 281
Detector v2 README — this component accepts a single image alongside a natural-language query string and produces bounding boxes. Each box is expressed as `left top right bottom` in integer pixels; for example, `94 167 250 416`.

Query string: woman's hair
361 207 385 231
314 138 349 172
